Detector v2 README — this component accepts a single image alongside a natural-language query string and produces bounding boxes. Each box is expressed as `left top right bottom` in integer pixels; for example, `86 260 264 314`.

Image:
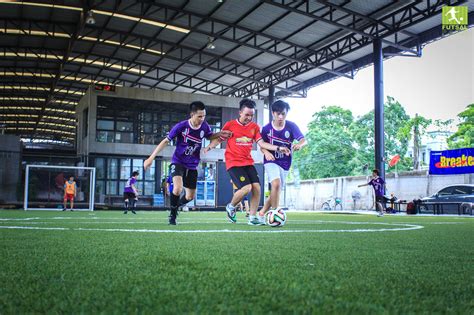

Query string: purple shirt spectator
166 120 212 170
261 120 304 171
124 177 137 193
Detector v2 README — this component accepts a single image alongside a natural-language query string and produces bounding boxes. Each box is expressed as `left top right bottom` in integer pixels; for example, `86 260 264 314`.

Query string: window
120 159 131 180
438 187 454 196
95 158 106 179
108 159 118 179
452 186 472 195
96 96 222 145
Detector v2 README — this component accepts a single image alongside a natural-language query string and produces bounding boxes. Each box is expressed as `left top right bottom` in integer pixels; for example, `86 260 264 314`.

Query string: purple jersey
368 177 385 196
167 120 212 170
124 177 137 193
261 120 304 171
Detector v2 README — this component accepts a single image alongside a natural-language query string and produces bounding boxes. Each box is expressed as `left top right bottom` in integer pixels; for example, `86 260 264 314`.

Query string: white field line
0 222 424 233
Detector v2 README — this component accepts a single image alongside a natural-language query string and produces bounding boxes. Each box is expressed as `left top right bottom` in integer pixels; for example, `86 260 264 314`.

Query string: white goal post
24 164 96 211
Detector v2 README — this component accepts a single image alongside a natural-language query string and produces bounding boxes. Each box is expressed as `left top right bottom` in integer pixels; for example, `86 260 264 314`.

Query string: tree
399 113 432 170
293 106 356 179
448 104 474 149
350 96 412 174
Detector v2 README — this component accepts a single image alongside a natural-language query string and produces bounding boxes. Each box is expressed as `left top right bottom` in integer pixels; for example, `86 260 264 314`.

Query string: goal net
24 165 96 211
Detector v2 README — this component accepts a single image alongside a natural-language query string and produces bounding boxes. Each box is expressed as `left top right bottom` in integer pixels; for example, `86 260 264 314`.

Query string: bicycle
321 197 343 211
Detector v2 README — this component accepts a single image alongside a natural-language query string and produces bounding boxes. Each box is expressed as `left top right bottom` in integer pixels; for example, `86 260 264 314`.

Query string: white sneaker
226 203 237 223
258 215 266 225
377 212 384 217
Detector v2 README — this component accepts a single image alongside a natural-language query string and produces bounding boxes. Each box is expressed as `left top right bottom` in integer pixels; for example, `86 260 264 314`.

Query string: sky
282 27 474 133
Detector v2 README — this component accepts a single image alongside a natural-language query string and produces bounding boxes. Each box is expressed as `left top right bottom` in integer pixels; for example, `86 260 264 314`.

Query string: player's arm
131 184 139 196
208 130 232 140
257 139 290 156
260 147 275 161
144 137 170 171
203 138 221 154
292 137 306 151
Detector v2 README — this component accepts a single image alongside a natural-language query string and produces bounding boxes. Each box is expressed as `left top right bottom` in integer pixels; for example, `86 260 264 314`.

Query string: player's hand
264 151 275 161
278 146 291 156
292 143 303 151
203 146 212 154
143 159 152 171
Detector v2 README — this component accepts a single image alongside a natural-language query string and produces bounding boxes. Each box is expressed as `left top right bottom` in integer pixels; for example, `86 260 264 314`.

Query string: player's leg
227 167 252 223
169 164 184 225
131 194 137 214
63 194 67 211
180 169 197 207
376 196 384 216
123 192 129 214
245 166 263 225
260 163 281 216
70 196 74 211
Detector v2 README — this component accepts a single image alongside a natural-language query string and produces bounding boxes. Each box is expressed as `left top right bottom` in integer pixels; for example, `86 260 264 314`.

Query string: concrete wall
284 171 474 210
76 86 265 163
0 135 21 202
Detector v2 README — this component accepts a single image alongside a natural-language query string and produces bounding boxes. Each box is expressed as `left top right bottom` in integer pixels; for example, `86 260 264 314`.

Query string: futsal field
0 210 472 314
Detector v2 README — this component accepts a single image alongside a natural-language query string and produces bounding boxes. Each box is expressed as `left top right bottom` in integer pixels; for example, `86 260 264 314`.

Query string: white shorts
264 163 288 186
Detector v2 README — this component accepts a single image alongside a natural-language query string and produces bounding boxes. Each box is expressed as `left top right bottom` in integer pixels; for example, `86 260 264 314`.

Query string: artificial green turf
0 210 472 314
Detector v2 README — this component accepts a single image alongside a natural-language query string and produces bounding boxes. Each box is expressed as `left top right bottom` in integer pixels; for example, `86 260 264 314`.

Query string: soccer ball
265 208 287 227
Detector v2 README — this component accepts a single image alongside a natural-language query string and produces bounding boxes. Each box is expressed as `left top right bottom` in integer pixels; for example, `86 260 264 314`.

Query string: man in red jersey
205 99 290 225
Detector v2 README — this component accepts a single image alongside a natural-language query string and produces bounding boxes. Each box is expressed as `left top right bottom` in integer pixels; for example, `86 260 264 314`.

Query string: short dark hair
372 169 379 176
69 175 74 179
271 100 290 113
132 171 139 177
189 101 206 113
239 98 256 110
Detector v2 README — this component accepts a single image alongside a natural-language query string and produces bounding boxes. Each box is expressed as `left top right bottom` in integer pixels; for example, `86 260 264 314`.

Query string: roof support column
268 85 275 124
373 38 385 186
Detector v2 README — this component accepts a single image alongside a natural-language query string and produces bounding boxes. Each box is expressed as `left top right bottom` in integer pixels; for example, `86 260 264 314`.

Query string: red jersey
222 119 262 170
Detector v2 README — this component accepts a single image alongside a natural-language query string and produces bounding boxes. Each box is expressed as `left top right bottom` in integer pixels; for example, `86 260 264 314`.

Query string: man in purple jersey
123 171 139 214
259 100 306 223
144 101 230 225
358 169 387 217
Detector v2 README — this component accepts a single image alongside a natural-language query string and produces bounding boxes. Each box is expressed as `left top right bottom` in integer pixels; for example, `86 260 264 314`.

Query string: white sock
227 203 235 210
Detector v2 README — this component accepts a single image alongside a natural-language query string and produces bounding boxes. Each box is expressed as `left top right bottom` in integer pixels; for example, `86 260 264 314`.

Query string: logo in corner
442 6 468 32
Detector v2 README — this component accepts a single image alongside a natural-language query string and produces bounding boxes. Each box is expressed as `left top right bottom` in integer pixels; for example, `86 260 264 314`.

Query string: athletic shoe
62 208 66 211
248 217 263 226
245 212 250 217
226 203 237 223
132 210 136 214
377 212 384 217
168 216 177 225
258 216 266 225
70 209 73 211
123 210 128 214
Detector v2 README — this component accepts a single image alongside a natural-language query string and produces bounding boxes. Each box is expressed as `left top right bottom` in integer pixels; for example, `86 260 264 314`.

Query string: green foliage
295 96 415 178
448 103 474 149
293 106 355 179
0 210 472 314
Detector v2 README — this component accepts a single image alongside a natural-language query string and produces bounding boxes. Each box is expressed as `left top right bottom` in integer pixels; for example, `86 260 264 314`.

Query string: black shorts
123 192 136 200
228 165 260 189
375 196 386 203
170 163 198 189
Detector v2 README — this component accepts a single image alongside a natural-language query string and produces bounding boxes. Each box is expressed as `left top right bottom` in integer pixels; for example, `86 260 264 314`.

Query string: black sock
124 200 129 209
170 193 179 217
132 199 137 208
179 195 189 207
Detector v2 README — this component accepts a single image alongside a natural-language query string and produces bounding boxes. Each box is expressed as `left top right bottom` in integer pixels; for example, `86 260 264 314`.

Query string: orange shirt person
63 176 76 211
204 99 290 225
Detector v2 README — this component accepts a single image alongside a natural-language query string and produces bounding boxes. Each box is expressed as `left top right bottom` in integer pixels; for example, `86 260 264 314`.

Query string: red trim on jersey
222 119 262 170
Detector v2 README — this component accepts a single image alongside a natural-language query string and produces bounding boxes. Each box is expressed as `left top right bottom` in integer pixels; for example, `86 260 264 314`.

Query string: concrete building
76 85 265 207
